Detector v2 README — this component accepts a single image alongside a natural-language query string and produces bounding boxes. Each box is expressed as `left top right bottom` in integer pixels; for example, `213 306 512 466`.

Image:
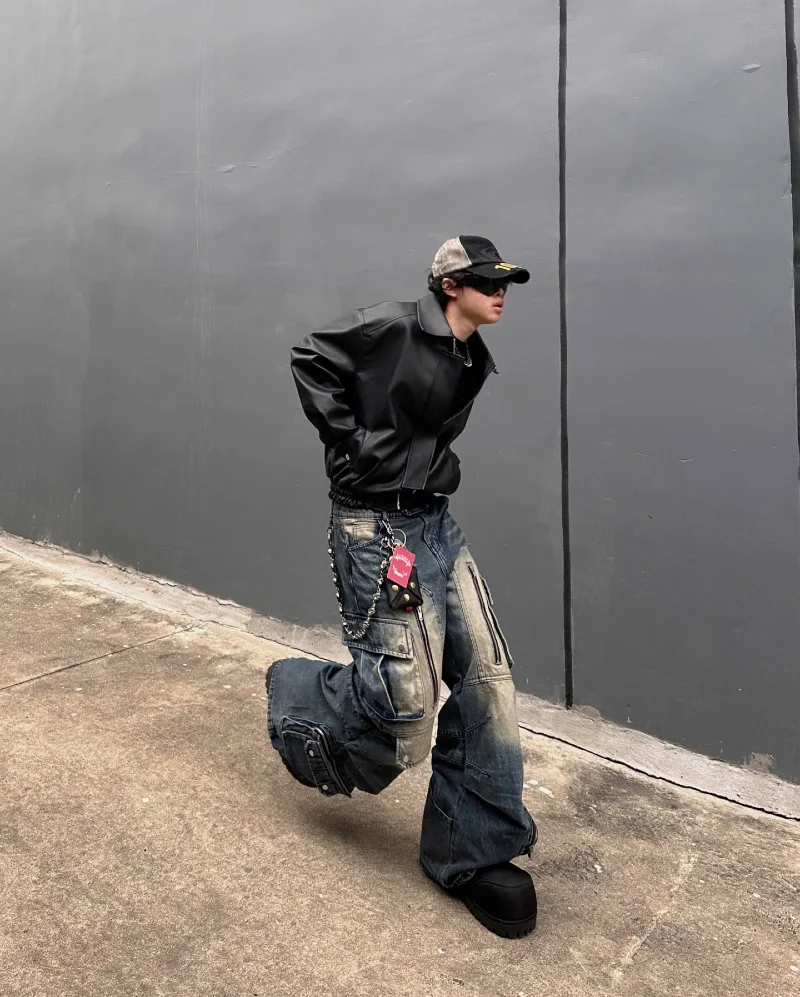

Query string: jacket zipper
441 359 497 430
415 606 439 707
485 344 500 375
468 564 501 665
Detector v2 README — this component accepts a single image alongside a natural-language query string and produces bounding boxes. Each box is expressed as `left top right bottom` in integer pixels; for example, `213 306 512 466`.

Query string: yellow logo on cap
494 263 517 271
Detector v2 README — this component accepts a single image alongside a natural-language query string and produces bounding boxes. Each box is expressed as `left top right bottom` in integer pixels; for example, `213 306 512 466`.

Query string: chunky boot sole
457 890 537 939
422 864 538 939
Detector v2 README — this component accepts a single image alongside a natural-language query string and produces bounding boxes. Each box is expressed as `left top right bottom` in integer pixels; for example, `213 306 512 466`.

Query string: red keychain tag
387 545 416 587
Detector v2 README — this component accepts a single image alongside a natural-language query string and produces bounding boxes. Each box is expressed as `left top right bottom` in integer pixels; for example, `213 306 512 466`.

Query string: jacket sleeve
290 309 365 447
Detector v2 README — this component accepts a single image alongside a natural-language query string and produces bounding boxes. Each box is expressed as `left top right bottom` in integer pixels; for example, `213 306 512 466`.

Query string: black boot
452 863 537 938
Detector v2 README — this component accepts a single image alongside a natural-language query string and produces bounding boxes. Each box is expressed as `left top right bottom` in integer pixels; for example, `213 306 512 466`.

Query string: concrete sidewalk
1 548 798 997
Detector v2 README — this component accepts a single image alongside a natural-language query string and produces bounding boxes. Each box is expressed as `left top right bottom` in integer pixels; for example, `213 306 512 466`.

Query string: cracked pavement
1 548 798 997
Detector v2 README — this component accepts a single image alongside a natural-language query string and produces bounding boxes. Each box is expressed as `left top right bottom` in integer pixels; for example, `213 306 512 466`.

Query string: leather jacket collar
416 293 455 338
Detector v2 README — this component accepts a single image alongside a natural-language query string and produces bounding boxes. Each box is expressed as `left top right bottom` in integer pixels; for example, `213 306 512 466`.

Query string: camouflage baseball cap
431 235 530 284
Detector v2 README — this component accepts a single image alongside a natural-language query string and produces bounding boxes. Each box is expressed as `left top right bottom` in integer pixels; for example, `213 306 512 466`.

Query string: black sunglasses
461 275 512 296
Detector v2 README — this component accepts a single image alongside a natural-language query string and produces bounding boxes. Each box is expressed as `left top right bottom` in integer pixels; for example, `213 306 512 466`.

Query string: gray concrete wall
567 0 800 781
0 0 565 698
0 1 797 778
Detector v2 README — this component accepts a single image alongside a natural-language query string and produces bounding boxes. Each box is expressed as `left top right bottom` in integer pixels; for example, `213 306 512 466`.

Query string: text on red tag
387 545 415 587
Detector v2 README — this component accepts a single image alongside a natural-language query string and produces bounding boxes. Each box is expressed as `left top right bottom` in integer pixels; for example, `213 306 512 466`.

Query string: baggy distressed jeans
267 497 535 889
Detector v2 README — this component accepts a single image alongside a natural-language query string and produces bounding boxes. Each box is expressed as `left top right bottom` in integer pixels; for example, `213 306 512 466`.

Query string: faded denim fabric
267 497 535 889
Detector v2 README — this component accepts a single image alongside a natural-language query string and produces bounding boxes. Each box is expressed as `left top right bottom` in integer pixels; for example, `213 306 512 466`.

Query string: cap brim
468 262 530 284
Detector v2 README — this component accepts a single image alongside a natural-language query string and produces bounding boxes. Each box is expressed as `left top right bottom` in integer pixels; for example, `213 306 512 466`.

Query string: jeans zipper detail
468 564 501 665
481 578 514 667
415 606 438 706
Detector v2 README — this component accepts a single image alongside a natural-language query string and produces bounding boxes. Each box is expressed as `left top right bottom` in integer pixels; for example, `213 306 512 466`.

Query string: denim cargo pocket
280 717 353 797
343 617 428 724
341 515 381 548
330 521 385 623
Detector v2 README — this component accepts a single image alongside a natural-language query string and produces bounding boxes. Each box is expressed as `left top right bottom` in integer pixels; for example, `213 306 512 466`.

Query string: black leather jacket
291 292 497 497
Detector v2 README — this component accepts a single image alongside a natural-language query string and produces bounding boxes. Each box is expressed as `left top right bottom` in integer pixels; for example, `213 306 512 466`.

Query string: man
266 236 538 938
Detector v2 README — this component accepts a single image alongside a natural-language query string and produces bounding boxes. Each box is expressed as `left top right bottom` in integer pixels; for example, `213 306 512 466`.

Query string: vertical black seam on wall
785 0 800 466
558 0 574 707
